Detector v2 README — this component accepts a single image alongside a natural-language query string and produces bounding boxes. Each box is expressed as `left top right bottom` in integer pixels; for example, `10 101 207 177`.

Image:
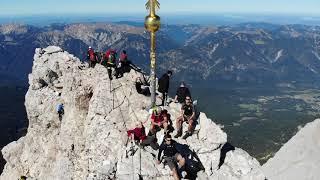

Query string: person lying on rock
174 96 196 139
135 77 151 96
157 134 186 180
150 106 169 134
127 121 159 150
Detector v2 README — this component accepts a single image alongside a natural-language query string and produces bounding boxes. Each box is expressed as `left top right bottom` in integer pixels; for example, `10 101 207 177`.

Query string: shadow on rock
218 142 235 169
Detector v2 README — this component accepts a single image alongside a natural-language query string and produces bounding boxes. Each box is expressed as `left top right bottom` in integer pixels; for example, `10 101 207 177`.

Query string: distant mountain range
1 22 320 88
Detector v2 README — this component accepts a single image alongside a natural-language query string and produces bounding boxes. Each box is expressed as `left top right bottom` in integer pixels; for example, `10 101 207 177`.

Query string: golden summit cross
144 0 161 107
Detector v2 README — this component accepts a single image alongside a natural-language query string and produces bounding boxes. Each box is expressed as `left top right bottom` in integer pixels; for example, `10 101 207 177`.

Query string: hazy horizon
1 13 320 27
1 0 320 16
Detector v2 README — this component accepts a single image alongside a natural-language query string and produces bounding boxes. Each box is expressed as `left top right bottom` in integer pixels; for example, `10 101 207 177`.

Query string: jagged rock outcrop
262 119 320 180
1 46 265 180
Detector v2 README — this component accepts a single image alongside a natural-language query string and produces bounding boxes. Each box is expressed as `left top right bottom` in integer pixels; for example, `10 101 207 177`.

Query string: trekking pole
139 146 143 180
131 140 134 180
125 137 130 159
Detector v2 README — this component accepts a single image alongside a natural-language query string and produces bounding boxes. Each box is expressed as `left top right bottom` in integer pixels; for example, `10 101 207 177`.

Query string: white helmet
89 46 92 49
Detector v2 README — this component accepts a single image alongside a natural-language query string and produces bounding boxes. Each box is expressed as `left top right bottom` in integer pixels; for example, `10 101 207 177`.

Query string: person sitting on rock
150 107 169 134
157 134 186 180
135 77 151 96
127 121 159 150
56 103 64 121
174 96 196 139
174 82 191 104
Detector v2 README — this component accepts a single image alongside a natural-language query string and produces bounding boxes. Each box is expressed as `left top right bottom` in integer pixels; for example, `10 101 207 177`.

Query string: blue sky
0 0 319 16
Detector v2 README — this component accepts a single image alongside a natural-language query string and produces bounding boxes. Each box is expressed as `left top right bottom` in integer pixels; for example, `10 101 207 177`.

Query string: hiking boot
174 131 182 138
182 131 192 139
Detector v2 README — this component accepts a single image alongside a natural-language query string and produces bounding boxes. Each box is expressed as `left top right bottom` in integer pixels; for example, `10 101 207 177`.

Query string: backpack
56 104 64 113
108 51 116 64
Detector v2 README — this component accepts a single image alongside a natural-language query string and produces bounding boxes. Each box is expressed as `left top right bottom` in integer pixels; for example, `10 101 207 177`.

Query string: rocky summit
262 119 320 180
0 46 265 180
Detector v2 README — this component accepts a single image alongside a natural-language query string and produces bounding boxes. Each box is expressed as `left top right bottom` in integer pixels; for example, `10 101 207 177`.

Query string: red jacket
127 127 146 141
105 49 116 59
151 111 168 123
88 49 96 61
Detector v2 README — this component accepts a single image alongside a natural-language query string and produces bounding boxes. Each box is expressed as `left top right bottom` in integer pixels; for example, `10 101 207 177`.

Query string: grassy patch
238 103 260 111
254 40 265 45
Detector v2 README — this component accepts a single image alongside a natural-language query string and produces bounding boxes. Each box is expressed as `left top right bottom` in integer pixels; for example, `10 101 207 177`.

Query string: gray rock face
262 119 320 180
1 46 265 180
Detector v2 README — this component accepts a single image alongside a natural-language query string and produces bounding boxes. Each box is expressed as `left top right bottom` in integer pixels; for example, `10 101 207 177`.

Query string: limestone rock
262 119 320 180
1 46 265 180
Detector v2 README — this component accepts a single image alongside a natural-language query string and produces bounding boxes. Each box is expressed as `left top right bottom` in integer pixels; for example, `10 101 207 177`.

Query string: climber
157 134 186 180
95 51 104 64
150 106 169 134
174 96 196 139
101 49 117 80
158 70 173 106
117 50 129 77
117 50 141 77
127 121 159 150
87 46 97 68
174 82 191 104
135 77 151 96
56 103 64 121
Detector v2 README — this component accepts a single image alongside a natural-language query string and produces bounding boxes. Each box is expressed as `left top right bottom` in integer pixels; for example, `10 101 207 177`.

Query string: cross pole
144 0 161 108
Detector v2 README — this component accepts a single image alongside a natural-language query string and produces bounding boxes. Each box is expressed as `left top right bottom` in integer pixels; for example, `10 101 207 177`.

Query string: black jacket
158 140 178 161
176 87 191 103
158 73 170 93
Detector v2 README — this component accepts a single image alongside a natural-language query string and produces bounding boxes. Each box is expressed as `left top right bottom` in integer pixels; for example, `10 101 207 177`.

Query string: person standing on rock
87 46 97 68
101 49 117 80
127 121 159 150
158 70 172 106
174 96 195 139
157 134 185 180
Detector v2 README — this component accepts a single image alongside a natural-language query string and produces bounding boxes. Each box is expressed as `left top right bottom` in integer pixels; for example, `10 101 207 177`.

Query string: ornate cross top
145 0 161 33
145 0 160 16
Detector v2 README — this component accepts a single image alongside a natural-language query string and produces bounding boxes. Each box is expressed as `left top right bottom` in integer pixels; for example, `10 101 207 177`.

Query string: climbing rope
105 72 160 180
